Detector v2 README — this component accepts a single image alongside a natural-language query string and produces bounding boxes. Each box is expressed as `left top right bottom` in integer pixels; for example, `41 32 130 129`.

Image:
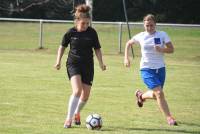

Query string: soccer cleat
63 119 72 128
167 117 178 126
135 90 144 107
74 113 81 125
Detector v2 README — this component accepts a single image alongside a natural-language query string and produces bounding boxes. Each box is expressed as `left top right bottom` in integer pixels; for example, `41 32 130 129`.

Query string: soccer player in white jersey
124 14 177 125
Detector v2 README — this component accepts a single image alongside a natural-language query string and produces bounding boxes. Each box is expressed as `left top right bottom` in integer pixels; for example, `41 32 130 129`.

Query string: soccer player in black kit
54 4 106 128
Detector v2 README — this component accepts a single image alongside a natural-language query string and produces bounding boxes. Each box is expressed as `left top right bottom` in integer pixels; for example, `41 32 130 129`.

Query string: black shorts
66 61 94 85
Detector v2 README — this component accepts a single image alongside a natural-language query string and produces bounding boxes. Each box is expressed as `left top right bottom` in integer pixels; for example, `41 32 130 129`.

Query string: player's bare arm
54 45 65 70
124 39 134 67
155 42 174 53
95 49 106 71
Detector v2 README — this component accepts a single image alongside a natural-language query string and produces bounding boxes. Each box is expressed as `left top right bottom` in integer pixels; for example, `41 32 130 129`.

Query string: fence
0 17 200 54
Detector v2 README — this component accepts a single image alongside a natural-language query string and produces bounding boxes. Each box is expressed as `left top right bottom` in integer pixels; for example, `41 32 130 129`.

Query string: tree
93 0 124 21
0 0 200 24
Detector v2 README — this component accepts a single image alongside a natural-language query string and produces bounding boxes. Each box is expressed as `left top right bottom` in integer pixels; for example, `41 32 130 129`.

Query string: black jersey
61 27 101 63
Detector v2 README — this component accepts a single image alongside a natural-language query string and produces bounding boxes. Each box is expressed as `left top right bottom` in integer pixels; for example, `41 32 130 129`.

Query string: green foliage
1 0 200 23
93 0 124 21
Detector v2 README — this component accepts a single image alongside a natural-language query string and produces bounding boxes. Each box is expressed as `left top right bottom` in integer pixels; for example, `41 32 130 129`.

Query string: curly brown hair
74 4 91 20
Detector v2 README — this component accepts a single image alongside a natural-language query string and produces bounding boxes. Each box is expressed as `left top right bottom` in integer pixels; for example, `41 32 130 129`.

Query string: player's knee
82 98 88 102
73 89 82 97
153 88 163 99
81 94 89 102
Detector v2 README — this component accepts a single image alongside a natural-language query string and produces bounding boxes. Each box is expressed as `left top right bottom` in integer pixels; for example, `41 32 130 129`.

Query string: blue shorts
141 67 166 90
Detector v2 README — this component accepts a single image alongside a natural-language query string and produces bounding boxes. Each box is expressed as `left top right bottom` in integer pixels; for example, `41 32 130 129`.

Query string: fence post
118 22 123 53
39 19 43 49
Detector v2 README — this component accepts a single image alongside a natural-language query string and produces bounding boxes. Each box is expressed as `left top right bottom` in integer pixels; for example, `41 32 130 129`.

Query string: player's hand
124 58 130 67
54 63 61 70
154 45 164 53
100 63 106 71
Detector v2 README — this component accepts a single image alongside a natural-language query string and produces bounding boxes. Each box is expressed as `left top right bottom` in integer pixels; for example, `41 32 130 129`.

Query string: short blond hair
143 14 156 23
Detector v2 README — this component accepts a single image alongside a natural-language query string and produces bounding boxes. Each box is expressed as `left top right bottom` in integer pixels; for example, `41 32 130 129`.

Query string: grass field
0 22 200 134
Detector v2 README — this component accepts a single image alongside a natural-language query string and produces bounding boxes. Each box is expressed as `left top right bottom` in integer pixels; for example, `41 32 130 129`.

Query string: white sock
66 95 80 120
75 100 87 114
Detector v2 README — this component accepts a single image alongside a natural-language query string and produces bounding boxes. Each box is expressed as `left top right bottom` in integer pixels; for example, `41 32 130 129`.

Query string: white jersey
131 31 171 69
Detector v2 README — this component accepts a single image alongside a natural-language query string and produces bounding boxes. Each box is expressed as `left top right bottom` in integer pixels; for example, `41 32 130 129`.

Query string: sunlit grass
0 22 200 134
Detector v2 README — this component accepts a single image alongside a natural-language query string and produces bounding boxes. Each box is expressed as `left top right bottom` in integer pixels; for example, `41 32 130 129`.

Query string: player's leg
76 83 91 113
74 62 93 125
74 83 91 125
142 90 156 99
136 69 157 107
153 86 177 125
135 89 156 107
136 67 177 125
153 86 170 116
64 75 83 128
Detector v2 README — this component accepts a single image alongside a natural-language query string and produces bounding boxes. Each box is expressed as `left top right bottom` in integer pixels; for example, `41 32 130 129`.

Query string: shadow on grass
179 121 200 128
69 122 200 133
127 128 199 134
102 125 200 134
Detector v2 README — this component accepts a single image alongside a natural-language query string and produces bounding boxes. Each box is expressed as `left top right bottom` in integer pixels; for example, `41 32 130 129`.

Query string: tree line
0 0 200 24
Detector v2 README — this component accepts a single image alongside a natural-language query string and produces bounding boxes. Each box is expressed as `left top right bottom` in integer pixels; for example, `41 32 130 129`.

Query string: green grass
0 22 200 134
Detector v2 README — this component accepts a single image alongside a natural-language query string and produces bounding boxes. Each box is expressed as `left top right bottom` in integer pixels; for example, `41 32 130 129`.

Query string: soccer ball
85 114 102 130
